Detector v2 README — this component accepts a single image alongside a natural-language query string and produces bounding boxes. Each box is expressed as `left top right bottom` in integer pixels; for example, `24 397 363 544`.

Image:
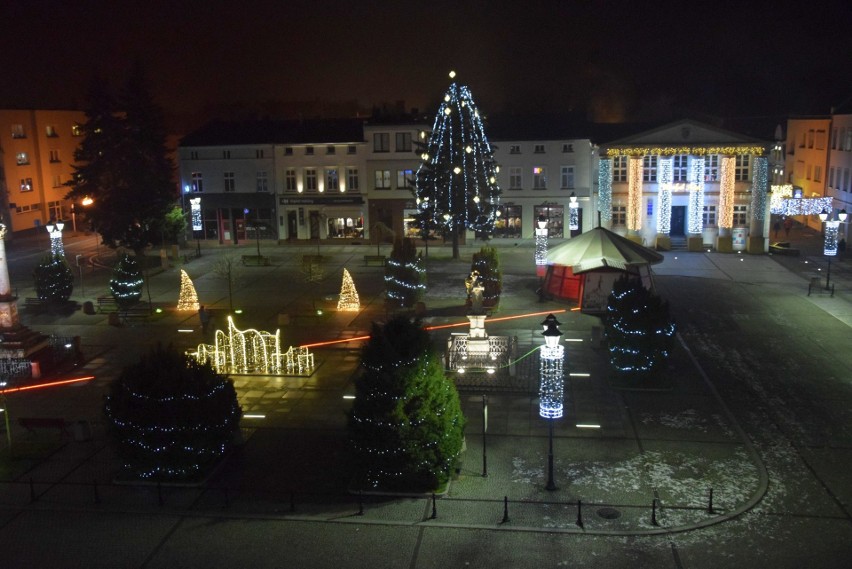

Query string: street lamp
45 220 65 257
539 315 564 491
569 192 579 233
535 214 548 267
818 208 848 290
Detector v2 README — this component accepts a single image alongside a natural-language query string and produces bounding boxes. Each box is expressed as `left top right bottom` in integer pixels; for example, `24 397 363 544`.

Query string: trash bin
83 301 95 315
73 420 93 442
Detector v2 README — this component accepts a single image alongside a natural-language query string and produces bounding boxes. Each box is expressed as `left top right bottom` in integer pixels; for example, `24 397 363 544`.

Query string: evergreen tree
33 254 73 303
110 253 144 310
470 246 502 308
604 276 676 380
349 317 465 491
384 238 426 308
103 344 242 481
414 72 501 259
66 65 176 254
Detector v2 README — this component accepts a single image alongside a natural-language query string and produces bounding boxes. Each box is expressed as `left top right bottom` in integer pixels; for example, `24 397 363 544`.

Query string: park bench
18 417 70 437
24 297 45 310
363 255 387 267
241 254 270 266
96 296 119 313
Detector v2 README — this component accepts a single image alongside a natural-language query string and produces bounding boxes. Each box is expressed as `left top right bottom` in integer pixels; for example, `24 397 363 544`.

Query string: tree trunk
452 225 460 260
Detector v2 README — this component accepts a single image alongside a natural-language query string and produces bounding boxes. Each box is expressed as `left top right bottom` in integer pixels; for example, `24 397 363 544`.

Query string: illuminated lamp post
539 315 564 491
568 192 579 233
46 220 65 257
818 208 847 290
535 214 548 267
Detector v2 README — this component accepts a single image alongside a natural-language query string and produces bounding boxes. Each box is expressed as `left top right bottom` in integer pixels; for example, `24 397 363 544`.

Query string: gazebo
542 227 664 313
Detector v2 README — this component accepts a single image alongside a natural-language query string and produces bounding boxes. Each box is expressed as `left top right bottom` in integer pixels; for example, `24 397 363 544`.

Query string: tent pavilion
542 227 664 313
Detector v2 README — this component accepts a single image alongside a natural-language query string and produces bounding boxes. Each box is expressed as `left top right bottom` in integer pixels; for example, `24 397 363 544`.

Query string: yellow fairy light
718 156 736 229
337 268 360 311
627 157 643 231
176 269 199 311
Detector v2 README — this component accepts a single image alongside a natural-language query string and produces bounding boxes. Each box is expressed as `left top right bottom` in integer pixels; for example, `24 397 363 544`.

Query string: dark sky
1 0 850 126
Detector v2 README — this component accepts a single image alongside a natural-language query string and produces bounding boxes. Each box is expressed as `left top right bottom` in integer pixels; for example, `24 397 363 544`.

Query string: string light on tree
177 270 199 311
337 268 360 311
598 158 613 223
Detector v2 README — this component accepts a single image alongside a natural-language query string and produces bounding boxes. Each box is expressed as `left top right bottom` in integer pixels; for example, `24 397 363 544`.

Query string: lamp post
535 215 548 302
539 315 564 491
45 220 65 257
569 192 579 234
818 208 848 290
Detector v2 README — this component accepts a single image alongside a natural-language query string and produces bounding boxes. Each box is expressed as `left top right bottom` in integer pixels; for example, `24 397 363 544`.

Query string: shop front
190 193 277 244
279 196 365 241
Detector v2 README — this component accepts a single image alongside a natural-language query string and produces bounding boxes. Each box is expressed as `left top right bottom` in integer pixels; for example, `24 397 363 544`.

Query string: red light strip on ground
299 309 569 348
0 376 95 395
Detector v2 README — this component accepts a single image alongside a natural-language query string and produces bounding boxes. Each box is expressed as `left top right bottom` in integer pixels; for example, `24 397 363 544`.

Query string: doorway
288 211 298 240
671 206 686 236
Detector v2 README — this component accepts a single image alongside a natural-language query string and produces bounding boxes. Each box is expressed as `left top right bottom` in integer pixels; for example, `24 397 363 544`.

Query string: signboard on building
732 227 747 251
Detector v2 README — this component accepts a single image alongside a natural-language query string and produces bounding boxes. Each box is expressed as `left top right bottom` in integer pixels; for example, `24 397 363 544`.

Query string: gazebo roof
547 227 664 273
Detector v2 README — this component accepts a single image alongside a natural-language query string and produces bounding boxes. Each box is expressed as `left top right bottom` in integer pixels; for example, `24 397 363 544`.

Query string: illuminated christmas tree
414 71 501 259
177 269 200 311
110 253 144 310
384 238 426 308
605 276 676 380
33 253 74 303
337 268 360 311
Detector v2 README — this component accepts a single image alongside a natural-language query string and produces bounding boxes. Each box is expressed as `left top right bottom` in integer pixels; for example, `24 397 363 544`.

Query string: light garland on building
751 157 768 221
337 268 360 311
687 156 705 234
627 157 643 231
718 156 736 229
770 184 793 214
177 270 200 311
781 197 834 216
598 158 612 222
606 146 765 157
657 157 673 235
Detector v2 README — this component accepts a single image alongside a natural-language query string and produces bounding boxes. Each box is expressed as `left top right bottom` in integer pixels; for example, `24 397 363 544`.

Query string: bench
121 306 151 324
18 417 70 437
24 297 46 309
364 255 387 267
241 254 270 266
97 296 119 313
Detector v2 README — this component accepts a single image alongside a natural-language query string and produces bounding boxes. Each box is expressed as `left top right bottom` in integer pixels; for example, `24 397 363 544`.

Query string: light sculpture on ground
568 193 579 232
177 270 199 311
337 268 360 311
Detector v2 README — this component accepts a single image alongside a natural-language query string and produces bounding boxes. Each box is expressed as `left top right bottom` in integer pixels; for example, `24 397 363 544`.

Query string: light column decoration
657 157 673 235
819 209 847 290
687 156 705 235
718 156 736 232
0 224 17 329
534 215 548 267
627 157 643 232
568 193 579 232
598 158 613 228
539 316 564 491
749 156 769 249
46 221 66 257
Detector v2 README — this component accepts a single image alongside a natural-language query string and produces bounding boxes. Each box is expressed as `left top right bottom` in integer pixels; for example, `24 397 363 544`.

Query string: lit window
20 178 33 192
673 155 687 182
16 152 29 165
11 124 25 138
532 166 547 189
326 169 339 192
191 172 203 192
374 169 391 189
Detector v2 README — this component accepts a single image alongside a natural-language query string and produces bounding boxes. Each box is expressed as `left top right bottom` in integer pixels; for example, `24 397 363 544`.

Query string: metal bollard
576 499 583 528
708 487 714 514
430 493 437 519
501 496 509 524
357 491 364 516
651 498 659 526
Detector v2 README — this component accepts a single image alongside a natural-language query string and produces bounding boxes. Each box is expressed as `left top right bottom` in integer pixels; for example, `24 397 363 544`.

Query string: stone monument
0 224 49 358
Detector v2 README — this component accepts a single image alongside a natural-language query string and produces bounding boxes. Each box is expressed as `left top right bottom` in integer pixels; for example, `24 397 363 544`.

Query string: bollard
576 499 583 528
29 478 36 503
430 493 437 519
356 491 364 516
708 487 714 514
651 498 659 526
157 481 164 506
501 496 509 524
93 480 100 504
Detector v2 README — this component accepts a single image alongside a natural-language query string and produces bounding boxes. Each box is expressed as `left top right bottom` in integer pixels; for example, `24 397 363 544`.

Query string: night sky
1 0 850 127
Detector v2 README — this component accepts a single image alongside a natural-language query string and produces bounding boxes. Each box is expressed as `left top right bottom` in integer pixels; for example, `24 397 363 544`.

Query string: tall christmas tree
177 269 199 311
337 268 360 311
349 316 465 491
110 253 144 310
385 238 426 308
34 254 74 303
414 71 501 259
605 276 676 380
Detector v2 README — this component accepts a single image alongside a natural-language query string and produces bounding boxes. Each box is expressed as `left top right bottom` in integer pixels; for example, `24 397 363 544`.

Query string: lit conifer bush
33 254 74 303
384 238 426 308
110 253 143 310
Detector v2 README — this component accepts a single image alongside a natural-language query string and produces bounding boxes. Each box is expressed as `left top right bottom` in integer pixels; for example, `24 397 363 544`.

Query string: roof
546 227 664 273
180 118 366 146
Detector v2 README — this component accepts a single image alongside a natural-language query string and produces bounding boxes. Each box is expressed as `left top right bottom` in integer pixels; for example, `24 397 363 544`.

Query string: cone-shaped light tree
414 71 501 259
337 268 360 311
177 269 200 311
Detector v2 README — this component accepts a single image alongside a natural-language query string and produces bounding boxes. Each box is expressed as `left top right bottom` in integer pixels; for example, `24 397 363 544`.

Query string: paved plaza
1 224 851 568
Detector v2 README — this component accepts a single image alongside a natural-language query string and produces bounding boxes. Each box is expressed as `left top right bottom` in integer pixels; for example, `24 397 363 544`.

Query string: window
844 169 851 192
397 169 413 188
846 129 852 151
223 150 231 159
373 133 390 152
830 167 835 188
190 151 199 160
71 124 83 137
304 168 317 191
48 200 63 221
733 205 748 226
15 203 41 214
16 152 29 165
560 166 575 189
612 156 627 182
45 125 57 137
305 146 314 156
673 155 688 182
11 124 25 138
326 145 335 155
374 169 391 189
534 204 564 238
20 178 33 192
807 129 815 148
224 172 235 192
816 130 826 150
326 168 339 192
395 132 412 152
285 168 297 191
49 149 60 163
703 205 717 226
704 155 719 181
735 155 750 181
494 204 522 238
814 166 822 183
52 174 62 187
347 168 359 191
806 164 812 180
832 128 838 149
509 167 522 189
799 132 806 148
509 145 521 154
643 155 657 182
191 172 203 192
534 144 545 154
284 147 293 156
562 143 573 153
532 166 547 189
612 205 626 226
256 171 269 192
256 149 265 158
347 145 357 155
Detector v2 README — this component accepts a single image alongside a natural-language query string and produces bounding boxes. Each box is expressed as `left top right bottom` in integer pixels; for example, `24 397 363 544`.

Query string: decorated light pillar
748 156 769 253
627 157 643 237
716 155 736 252
687 156 706 251
0 224 18 329
597 158 613 230
656 157 673 250
46 221 66 258
539 315 564 491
